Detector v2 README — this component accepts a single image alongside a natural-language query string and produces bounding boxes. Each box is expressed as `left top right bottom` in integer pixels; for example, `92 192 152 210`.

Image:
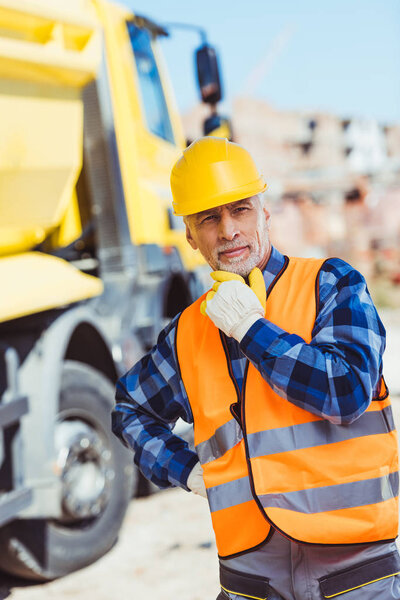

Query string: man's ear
263 206 271 230
185 222 198 250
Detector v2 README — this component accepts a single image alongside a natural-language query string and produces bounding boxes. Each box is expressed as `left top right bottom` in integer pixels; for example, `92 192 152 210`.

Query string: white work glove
200 268 266 342
187 462 207 498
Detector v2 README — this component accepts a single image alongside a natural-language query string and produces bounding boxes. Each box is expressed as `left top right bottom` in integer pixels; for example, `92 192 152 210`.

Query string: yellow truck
0 0 227 580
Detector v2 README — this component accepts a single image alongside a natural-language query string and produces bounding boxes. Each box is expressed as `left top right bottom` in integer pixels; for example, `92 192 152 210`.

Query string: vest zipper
237 360 250 428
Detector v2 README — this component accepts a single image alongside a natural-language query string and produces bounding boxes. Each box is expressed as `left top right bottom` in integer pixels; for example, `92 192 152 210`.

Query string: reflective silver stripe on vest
259 471 399 514
247 406 395 459
196 418 243 465
207 476 254 513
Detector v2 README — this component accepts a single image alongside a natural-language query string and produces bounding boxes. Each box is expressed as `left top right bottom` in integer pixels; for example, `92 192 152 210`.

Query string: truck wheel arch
64 321 117 384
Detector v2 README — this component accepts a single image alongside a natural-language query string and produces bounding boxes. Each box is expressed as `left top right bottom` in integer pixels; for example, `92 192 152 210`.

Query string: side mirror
195 44 222 104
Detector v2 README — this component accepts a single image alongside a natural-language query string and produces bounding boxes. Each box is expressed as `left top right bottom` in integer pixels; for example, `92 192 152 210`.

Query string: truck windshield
127 22 175 145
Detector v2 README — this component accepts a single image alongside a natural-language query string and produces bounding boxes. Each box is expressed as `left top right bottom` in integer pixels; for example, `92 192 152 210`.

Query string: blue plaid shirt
112 246 386 491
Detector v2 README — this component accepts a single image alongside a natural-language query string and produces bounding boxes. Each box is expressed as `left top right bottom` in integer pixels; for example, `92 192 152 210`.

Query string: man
112 137 400 600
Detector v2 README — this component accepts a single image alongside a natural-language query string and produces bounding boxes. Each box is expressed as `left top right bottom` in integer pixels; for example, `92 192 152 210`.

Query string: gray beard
214 252 262 277
212 239 265 277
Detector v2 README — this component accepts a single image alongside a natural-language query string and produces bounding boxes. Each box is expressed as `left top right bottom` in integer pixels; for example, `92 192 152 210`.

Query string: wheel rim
55 414 115 523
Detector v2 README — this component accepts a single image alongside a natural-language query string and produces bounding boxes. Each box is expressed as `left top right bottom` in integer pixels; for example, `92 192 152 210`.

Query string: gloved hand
200 268 266 342
187 462 207 498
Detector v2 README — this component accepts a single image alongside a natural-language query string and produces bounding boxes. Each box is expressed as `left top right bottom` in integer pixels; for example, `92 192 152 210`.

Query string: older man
112 137 400 600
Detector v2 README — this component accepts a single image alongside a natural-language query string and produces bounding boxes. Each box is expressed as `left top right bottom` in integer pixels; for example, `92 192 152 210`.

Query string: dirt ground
1 309 400 600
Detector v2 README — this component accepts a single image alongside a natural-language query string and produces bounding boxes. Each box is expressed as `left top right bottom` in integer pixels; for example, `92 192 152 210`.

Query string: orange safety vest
176 256 399 558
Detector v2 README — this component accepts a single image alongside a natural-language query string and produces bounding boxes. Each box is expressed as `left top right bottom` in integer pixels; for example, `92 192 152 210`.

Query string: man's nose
218 214 239 240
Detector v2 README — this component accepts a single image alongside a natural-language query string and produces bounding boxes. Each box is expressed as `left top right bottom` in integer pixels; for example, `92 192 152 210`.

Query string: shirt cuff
169 449 199 492
239 317 286 362
230 313 263 343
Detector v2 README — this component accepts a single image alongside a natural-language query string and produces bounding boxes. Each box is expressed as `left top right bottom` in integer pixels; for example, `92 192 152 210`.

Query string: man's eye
234 206 248 214
201 215 217 224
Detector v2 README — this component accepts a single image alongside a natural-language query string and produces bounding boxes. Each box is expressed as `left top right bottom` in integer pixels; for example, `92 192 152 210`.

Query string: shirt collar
262 246 286 292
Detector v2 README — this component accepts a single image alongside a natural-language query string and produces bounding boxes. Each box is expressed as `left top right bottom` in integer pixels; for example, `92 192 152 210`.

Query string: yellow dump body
0 0 100 255
0 0 200 270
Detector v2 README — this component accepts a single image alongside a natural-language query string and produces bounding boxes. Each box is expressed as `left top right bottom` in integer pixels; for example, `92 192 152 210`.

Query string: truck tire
0 360 135 581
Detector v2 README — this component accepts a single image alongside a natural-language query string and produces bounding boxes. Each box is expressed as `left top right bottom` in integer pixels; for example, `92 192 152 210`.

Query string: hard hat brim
173 178 267 217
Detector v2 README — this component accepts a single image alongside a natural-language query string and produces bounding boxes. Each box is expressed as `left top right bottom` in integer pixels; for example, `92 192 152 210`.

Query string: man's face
185 196 271 277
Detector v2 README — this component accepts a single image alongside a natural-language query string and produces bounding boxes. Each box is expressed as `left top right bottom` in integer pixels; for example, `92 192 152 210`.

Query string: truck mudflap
0 345 32 526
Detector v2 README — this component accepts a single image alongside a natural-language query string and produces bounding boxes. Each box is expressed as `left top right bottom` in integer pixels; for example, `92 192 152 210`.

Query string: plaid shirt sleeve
240 258 386 425
112 315 199 491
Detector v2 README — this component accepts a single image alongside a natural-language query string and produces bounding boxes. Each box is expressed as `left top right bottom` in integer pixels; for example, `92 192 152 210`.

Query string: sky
121 0 400 124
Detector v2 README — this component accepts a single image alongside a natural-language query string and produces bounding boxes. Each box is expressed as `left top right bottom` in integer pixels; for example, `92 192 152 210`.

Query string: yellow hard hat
170 137 267 216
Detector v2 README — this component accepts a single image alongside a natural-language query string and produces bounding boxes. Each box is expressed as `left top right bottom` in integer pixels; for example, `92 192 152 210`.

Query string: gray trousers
217 528 400 600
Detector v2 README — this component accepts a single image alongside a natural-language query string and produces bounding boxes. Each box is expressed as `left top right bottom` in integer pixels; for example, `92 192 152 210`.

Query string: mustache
216 240 249 254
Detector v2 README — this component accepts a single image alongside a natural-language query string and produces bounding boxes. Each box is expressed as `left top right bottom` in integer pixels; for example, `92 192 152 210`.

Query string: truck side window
128 22 175 145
